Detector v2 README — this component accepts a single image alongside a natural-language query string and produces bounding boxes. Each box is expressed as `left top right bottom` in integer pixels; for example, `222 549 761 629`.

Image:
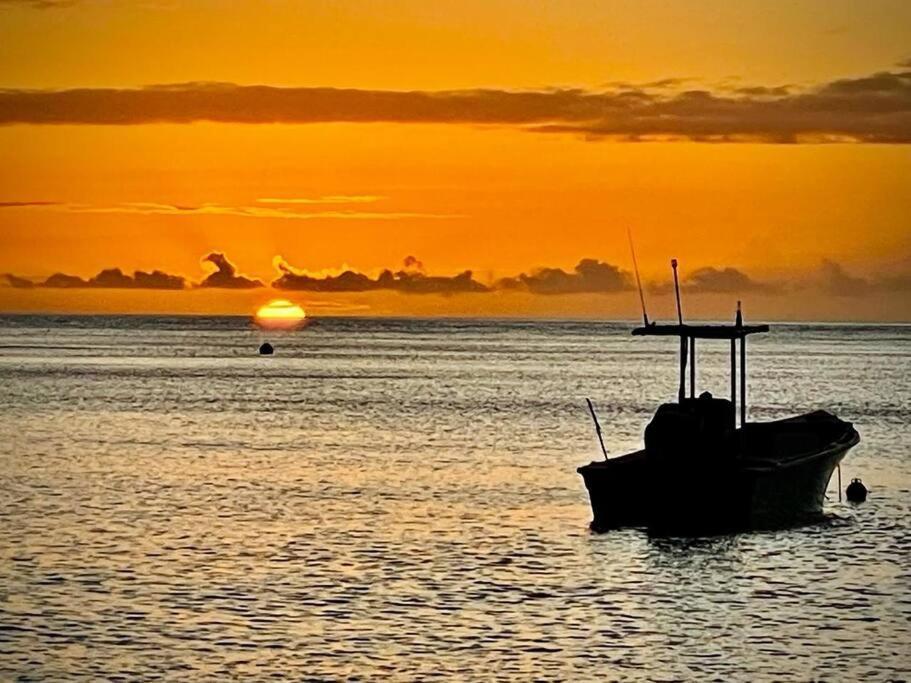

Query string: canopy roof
632 323 769 339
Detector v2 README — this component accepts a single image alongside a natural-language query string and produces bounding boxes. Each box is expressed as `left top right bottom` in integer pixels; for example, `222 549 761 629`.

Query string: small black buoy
846 478 867 503
259 342 274 355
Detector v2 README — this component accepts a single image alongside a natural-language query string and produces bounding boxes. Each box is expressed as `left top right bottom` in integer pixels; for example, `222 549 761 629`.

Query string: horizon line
0 310 908 326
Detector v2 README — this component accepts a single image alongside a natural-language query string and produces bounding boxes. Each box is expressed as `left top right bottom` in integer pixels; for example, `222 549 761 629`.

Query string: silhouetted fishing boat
578 259 860 534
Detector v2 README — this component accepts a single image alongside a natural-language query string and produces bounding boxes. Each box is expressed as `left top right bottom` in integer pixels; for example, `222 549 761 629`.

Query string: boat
577 261 860 534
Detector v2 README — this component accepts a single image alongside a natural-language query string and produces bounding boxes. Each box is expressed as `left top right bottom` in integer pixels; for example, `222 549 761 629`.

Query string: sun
254 299 307 329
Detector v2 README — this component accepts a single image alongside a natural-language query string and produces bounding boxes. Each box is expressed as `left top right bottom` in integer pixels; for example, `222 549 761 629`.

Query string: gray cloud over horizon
198 252 263 289
818 259 911 296
5 268 185 290
272 257 489 295
4 256 907 299
650 266 781 295
498 259 632 294
1 67 910 142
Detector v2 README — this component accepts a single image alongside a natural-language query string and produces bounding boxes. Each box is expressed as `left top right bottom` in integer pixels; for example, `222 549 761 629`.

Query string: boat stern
578 450 650 531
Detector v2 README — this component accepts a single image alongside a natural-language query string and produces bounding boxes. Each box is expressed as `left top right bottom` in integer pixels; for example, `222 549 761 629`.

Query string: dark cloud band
5 256 907 297
498 259 631 294
650 267 779 295
5 268 185 290
0 253 261 291
273 257 488 295
1 68 909 142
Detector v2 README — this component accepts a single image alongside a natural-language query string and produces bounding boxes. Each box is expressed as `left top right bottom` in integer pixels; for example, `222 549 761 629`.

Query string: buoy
259 342 274 355
845 478 867 503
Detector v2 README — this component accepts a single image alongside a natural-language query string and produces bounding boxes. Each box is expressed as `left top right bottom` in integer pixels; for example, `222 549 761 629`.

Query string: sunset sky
1 0 909 320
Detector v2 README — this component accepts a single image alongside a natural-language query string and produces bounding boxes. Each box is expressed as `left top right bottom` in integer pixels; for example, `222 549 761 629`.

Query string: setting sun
254 299 307 329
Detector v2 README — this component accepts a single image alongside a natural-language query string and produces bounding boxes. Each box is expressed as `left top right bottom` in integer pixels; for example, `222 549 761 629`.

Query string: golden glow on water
254 299 307 329
1 318 909 678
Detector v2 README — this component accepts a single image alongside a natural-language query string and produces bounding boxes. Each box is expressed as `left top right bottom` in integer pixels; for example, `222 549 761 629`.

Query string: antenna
671 258 684 326
672 258 687 403
627 228 649 326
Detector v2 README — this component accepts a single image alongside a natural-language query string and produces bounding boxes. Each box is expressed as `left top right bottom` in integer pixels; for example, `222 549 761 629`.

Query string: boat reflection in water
578 266 860 535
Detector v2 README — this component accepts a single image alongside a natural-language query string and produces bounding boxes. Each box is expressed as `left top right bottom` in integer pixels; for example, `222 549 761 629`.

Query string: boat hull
578 412 859 534
740 442 852 530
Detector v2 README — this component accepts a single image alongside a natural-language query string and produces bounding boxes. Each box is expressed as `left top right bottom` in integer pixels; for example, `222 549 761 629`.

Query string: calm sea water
0 315 909 680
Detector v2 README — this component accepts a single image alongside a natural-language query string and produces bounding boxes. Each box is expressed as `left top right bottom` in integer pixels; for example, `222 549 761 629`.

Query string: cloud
6 254 907 301
733 85 792 97
5 253 258 290
256 196 383 205
685 266 777 294
648 266 780 295
879 273 911 292
6 267 185 289
817 259 911 296
600 77 697 91
272 256 488 294
198 252 263 289
819 259 871 296
7 200 456 220
403 255 424 271
498 258 632 294
4 273 35 288
0 0 77 7
42 273 86 288
133 270 185 289
0 201 60 208
1 68 910 142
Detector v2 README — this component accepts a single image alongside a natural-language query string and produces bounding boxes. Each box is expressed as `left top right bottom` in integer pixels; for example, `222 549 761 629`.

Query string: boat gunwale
577 412 859 474
737 426 859 473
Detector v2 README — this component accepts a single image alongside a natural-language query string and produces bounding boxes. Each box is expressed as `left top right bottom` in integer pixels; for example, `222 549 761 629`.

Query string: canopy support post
689 337 696 398
678 336 687 403
730 339 737 429
740 335 747 427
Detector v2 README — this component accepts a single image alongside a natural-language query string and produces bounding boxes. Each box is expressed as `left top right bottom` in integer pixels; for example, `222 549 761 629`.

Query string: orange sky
1 0 909 320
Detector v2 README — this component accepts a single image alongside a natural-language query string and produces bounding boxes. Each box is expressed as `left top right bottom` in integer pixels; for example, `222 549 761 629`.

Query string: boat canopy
631 320 769 428
632 323 769 339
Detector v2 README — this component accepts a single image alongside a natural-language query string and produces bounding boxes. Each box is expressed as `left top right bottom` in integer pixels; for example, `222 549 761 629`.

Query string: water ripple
1 317 909 680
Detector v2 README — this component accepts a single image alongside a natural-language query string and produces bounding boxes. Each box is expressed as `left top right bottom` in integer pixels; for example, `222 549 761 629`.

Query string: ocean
0 315 908 680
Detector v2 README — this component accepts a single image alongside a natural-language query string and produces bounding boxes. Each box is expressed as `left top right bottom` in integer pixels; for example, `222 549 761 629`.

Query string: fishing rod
586 398 608 460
